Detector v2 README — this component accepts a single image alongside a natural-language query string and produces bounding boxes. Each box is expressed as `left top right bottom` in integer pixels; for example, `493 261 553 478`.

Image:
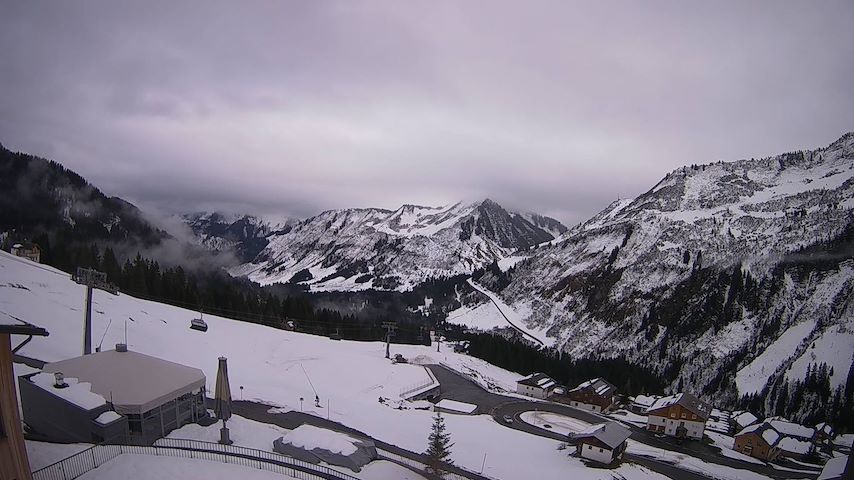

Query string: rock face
229 199 565 291
485 133 854 405
181 212 293 263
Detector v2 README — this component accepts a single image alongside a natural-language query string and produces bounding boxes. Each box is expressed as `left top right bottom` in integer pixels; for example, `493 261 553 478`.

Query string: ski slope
1 251 667 480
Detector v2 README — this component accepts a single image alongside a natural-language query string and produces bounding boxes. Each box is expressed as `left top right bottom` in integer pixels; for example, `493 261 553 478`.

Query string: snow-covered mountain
230 199 566 291
463 133 854 415
181 211 294 263
0 143 169 248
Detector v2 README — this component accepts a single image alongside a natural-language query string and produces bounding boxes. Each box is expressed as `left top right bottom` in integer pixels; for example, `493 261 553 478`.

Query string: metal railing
33 438 362 480
377 447 499 480
400 367 440 398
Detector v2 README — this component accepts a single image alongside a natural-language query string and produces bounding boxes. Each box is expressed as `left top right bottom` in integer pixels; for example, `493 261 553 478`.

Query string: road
467 279 545 347
427 364 817 480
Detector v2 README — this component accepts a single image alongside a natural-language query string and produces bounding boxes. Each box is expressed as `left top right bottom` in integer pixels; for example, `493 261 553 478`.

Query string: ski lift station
19 346 207 445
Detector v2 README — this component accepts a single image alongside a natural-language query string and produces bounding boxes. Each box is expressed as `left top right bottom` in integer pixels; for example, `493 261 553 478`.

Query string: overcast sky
1 1 853 226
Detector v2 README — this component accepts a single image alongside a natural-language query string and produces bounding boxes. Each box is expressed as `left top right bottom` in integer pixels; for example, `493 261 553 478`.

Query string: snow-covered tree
425 411 454 475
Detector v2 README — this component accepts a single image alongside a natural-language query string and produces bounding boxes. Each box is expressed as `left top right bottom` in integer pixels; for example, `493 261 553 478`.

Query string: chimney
53 372 68 389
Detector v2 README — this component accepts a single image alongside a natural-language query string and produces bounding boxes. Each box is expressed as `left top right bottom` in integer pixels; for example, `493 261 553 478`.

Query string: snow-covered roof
631 394 659 408
571 421 632 449
95 410 123 425
815 422 834 435
0 311 49 336
778 436 812 455
762 428 781 447
732 411 759 427
646 392 712 419
818 455 849 480
569 377 616 397
29 372 107 411
735 421 781 447
434 399 477 414
518 373 557 389
768 418 815 440
43 348 206 415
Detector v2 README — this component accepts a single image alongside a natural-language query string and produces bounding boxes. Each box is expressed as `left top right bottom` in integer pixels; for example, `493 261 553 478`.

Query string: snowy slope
481 132 854 406
231 199 563 291
1 250 671 480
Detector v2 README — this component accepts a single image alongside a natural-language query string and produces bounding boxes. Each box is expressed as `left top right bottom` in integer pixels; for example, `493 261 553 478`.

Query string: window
599 448 603 453
681 413 686 419
670 412 676 418
588 445 592 450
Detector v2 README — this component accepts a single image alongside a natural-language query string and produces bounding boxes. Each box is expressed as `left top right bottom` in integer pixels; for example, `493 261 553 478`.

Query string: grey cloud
1 0 853 227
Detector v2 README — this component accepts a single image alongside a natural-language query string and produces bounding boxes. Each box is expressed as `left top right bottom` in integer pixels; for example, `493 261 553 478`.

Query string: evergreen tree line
741 361 854 433
6 236 434 346
452 328 665 396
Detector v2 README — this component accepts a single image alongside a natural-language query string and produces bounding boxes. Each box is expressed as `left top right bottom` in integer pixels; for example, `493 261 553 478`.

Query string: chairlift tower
73 267 118 355
382 321 397 359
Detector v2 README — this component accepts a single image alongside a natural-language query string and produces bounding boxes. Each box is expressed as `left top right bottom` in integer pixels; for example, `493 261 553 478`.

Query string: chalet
645 392 712 440
10 243 40 263
814 422 834 448
571 421 632 465
628 394 659 414
731 410 760 433
21 347 208 445
1 313 49 480
566 377 617 412
516 373 557 399
766 417 816 459
734 421 782 462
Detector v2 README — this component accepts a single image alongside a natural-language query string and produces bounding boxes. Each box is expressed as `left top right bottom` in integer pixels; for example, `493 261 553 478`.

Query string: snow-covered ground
607 410 648 428
26 441 91 470
627 441 773 480
519 411 592 436
3 251 672 480
76 454 296 480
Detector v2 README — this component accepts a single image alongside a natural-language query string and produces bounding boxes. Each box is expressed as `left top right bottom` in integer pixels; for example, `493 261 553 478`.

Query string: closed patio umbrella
215 356 233 444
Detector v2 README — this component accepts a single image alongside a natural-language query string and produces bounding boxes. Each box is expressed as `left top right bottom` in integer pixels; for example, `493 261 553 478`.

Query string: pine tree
425 411 453 475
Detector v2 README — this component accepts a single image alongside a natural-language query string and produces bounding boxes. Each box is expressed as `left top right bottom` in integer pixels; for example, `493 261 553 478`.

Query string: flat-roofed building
22 347 207 445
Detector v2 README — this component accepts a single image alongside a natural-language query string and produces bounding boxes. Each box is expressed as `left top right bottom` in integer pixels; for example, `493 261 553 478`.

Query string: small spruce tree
425 411 454 475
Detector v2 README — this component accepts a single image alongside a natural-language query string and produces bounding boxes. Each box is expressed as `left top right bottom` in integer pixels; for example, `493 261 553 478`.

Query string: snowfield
76 454 296 480
3 251 674 480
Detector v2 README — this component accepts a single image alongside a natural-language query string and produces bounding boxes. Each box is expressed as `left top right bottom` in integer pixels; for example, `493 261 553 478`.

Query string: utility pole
382 321 397 359
73 267 118 355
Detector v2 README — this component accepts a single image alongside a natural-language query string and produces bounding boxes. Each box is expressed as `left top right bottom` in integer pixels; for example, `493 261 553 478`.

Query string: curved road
427 364 818 480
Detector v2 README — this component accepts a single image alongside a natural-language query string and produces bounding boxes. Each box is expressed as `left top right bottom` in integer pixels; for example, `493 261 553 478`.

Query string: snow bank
434 399 477 414
280 425 360 456
95 411 123 424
